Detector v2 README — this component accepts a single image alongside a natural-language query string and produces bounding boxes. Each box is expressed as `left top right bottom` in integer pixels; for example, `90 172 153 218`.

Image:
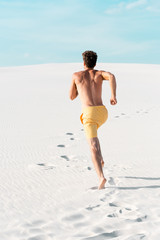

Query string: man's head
82 50 97 69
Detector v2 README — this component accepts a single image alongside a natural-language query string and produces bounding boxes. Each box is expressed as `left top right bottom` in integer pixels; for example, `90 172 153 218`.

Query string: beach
0 63 160 240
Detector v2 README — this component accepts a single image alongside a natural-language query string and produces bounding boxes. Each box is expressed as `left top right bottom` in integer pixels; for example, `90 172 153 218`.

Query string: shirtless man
69 50 117 189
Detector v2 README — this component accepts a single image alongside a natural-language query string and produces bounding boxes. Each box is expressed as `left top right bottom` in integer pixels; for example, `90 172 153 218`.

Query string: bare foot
98 177 107 190
101 160 104 168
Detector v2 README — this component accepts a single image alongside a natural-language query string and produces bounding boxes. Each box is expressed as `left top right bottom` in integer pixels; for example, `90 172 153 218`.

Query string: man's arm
101 71 117 105
69 73 78 100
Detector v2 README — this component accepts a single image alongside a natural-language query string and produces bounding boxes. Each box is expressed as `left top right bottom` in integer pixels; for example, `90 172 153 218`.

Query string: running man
69 50 117 189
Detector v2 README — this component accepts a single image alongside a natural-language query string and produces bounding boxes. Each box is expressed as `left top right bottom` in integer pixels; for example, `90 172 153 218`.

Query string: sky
0 0 160 66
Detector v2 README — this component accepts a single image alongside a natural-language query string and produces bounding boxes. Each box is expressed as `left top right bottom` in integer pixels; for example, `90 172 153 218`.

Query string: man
69 50 117 189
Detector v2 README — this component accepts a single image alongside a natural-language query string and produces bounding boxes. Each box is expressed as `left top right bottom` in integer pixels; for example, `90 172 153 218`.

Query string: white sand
0 63 160 240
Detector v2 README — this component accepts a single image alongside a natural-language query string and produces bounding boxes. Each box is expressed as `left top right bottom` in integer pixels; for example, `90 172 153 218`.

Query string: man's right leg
87 137 106 189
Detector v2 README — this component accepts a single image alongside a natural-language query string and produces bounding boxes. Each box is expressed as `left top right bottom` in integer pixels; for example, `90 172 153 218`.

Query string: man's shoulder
73 70 104 75
73 70 84 76
72 70 84 79
97 70 105 74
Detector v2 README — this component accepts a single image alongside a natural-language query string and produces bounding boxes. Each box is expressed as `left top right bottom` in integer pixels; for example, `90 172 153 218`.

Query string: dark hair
82 50 97 68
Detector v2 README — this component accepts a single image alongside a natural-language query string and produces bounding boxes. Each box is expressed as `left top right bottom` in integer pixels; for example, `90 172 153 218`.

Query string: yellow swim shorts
80 105 108 139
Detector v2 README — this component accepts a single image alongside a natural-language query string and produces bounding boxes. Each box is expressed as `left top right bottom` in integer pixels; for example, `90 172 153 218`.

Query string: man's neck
84 67 94 70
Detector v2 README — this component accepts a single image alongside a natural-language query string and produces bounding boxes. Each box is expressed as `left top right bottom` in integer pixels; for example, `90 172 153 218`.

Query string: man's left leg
87 137 106 189
96 138 105 168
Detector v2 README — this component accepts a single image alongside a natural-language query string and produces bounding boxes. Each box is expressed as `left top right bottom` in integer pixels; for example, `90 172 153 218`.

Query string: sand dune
0 63 160 240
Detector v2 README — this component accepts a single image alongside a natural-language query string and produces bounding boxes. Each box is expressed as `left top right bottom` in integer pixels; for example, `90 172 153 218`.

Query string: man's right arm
101 71 117 105
69 73 78 100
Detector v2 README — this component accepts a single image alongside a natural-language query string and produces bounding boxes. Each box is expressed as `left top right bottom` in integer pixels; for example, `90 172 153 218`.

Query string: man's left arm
69 73 78 100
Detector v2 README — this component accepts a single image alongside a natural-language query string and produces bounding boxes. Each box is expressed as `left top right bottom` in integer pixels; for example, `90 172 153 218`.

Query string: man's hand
110 96 117 105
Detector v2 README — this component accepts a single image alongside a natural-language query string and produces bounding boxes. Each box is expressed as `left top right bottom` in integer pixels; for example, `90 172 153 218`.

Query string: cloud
146 6 160 13
105 2 125 14
105 0 147 14
126 0 147 10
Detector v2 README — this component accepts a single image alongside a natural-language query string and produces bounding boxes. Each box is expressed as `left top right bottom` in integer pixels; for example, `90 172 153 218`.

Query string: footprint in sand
82 231 120 240
70 138 75 140
66 132 74 135
108 177 116 185
107 206 145 220
125 207 132 211
126 234 146 240
136 110 142 114
57 144 65 148
86 204 100 211
126 215 147 223
36 163 56 170
107 213 118 218
62 213 84 222
109 202 118 207
136 109 149 115
89 186 98 190
87 167 92 170
118 208 132 214
114 113 126 119
28 163 55 170
61 155 70 161
66 132 77 140
136 215 147 222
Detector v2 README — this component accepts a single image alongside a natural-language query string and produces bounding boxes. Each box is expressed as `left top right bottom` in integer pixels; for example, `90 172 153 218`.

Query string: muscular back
74 70 104 108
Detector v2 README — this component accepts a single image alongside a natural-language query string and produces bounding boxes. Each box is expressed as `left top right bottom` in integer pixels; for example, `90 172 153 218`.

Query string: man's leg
96 138 104 168
87 137 106 189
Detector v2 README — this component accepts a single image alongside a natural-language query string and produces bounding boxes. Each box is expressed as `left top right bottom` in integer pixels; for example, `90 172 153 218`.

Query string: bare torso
74 69 104 109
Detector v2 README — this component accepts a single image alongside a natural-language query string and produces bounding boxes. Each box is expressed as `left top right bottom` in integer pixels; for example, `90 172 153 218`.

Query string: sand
0 63 160 240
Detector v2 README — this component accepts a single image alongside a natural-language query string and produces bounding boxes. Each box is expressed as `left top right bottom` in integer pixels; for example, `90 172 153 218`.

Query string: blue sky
0 0 160 66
